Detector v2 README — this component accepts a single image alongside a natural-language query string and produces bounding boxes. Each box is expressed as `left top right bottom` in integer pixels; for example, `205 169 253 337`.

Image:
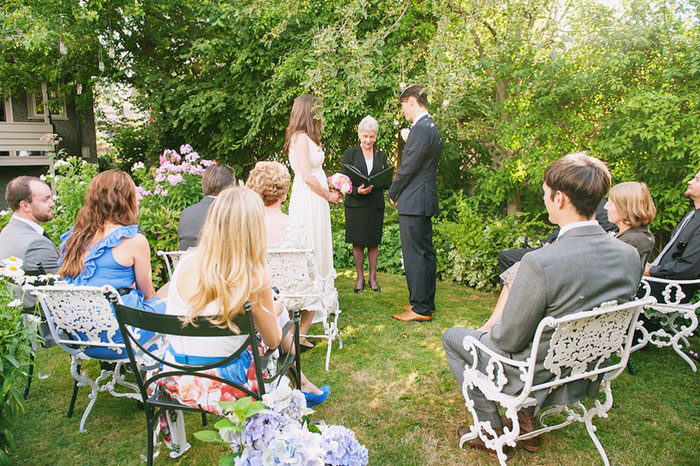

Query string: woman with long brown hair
284 94 340 351
59 169 167 359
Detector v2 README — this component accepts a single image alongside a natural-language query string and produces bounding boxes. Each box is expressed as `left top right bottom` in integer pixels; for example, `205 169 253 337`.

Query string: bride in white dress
283 94 341 350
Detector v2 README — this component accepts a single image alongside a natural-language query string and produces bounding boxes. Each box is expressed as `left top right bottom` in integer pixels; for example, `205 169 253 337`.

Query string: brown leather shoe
501 411 541 452
458 425 511 459
392 309 432 322
402 305 437 313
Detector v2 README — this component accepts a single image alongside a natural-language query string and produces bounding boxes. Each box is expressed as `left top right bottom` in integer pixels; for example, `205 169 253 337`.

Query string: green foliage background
2 0 700 282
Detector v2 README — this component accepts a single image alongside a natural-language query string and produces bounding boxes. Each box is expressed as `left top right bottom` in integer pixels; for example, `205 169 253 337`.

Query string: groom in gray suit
389 85 443 322
442 152 640 457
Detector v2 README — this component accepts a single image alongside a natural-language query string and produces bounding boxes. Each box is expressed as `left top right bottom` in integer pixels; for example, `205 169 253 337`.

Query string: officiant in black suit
342 116 391 294
389 85 443 322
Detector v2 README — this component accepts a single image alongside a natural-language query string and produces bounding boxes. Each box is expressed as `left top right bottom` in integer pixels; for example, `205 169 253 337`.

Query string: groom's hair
544 152 610 219
400 85 428 108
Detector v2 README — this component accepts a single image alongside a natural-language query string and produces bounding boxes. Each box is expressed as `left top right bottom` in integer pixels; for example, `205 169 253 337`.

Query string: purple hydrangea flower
321 425 369 466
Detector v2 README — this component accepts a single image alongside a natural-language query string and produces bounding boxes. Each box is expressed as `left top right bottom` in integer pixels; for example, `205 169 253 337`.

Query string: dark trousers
497 247 539 284
398 214 436 315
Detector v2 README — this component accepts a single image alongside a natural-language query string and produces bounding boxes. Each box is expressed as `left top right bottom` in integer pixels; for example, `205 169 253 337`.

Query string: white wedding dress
288 133 337 312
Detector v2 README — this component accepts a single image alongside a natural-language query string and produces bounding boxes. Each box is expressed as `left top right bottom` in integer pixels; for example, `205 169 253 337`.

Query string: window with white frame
27 87 67 120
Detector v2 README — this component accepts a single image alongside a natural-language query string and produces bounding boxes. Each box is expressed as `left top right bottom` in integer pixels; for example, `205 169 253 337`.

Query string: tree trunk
507 190 521 214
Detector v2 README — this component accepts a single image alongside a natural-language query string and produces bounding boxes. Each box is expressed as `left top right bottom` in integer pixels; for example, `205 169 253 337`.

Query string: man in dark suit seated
497 198 618 284
442 152 640 458
644 168 700 284
177 163 235 250
0 176 61 345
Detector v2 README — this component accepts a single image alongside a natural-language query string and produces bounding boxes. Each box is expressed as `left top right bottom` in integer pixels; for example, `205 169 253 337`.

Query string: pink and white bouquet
327 173 352 194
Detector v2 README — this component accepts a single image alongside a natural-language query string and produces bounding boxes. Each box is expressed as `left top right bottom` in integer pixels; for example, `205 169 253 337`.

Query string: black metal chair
112 298 301 466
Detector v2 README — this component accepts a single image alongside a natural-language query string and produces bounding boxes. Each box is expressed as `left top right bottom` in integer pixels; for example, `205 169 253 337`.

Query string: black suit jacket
388 114 442 216
178 196 215 250
650 208 700 279
341 145 390 209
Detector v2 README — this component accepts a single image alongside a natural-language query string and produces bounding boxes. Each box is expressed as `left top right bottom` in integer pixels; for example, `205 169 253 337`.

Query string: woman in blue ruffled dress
59 169 167 359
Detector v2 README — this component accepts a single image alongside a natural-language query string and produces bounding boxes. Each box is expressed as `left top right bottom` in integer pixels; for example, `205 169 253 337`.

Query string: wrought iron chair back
27 283 143 433
112 300 300 466
156 250 189 280
634 276 700 371
266 247 342 371
460 297 654 465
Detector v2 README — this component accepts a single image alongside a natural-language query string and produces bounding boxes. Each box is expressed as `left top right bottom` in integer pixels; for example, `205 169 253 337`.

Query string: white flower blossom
131 161 145 171
0 210 8 217
442 99 449 108
7 299 21 308
53 160 70 168
1 257 23 269
39 175 47 181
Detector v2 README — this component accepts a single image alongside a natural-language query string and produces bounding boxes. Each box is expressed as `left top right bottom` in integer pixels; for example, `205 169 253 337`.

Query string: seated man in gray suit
442 152 640 458
0 176 60 345
178 163 235 250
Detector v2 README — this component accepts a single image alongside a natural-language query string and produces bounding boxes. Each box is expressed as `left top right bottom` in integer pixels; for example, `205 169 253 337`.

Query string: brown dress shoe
501 411 541 452
402 304 437 313
458 425 511 459
392 309 432 322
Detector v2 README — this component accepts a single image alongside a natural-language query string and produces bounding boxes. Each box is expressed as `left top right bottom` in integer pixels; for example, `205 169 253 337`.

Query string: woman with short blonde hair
605 181 656 264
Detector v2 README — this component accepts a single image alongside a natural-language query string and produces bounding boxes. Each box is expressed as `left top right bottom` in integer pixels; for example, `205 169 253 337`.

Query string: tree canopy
2 0 699 232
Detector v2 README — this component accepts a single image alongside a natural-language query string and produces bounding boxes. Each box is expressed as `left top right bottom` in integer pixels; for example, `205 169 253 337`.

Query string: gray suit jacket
388 115 442 216
650 208 700 279
177 196 215 250
0 216 60 308
484 224 641 408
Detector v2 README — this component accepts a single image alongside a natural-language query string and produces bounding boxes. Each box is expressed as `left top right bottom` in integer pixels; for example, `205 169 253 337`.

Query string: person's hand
357 184 374 195
390 198 398 208
326 190 342 204
643 263 651 276
272 294 286 316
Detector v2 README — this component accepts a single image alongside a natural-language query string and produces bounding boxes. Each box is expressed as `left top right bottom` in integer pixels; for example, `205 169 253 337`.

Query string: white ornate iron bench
266 247 342 371
460 297 654 465
27 284 162 432
633 276 700 371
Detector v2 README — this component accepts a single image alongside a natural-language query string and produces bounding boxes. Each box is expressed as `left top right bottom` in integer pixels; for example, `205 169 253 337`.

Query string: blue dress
60 225 166 359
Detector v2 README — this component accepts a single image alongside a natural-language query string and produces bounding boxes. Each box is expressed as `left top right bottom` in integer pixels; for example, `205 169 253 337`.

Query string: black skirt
345 206 384 246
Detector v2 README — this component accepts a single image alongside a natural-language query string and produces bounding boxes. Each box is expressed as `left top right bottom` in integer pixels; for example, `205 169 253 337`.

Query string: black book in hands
342 163 394 188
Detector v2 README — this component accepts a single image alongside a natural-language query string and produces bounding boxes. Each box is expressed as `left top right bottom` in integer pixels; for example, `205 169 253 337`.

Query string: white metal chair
459 297 654 465
156 250 189 280
266 247 342 371
28 284 162 432
634 276 700 371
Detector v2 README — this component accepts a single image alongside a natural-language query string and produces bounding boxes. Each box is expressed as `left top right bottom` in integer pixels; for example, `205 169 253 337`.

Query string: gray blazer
177 196 215 251
484 224 641 408
0 216 60 308
388 115 442 216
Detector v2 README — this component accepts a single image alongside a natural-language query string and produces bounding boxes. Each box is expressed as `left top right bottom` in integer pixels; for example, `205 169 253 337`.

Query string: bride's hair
60 169 139 278
183 186 270 331
283 94 323 156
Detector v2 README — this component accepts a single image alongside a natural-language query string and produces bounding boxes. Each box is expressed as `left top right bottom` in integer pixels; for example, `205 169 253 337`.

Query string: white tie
651 210 695 266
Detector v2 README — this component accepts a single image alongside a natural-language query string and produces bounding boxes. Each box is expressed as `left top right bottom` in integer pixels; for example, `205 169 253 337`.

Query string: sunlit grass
12 271 700 465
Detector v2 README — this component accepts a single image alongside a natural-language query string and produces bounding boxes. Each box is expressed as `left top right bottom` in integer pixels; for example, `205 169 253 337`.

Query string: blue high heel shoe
303 385 330 408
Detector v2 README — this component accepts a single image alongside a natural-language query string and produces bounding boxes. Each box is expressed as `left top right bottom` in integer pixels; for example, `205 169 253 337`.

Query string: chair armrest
462 334 532 394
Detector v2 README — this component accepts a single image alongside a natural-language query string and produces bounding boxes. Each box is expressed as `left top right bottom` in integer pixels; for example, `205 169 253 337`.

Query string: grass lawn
11 270 700 465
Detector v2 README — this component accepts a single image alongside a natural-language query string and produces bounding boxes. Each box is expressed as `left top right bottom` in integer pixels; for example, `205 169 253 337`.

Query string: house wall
0 90 98 210
10 92 97 162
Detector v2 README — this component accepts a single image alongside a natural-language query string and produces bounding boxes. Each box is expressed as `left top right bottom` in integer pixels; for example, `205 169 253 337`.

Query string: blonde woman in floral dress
155 186 283 457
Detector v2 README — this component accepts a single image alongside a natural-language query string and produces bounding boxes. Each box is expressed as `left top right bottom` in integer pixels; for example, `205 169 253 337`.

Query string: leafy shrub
0 268 36 464
434 192 550 290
